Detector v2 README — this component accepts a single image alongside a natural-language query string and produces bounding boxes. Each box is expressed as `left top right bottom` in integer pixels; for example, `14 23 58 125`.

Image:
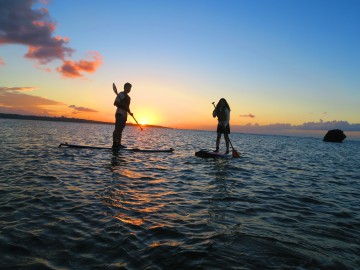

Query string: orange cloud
69 105 98 113
0 87 37 92
0 86 63 116
0 56 5 65
240 113 255 118
57 52 102 78
0 86 98 118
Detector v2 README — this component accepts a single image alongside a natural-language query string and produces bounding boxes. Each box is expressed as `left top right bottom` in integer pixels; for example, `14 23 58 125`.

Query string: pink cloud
0 1 72 61
25 43 73 64
0 0 102 78
232 120 360 133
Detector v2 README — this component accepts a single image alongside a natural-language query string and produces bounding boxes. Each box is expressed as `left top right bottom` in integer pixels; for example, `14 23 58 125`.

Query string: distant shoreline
0 113 171 129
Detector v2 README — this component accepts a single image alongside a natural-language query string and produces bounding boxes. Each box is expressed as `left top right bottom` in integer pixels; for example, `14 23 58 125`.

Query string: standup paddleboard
195 150 230 158
59 143 174 153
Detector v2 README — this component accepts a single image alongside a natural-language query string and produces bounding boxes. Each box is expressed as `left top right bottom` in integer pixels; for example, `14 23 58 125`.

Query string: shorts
217 123 230 134
115 113 126 131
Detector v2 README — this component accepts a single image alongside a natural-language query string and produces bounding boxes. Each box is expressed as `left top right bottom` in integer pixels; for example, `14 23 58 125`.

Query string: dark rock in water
323 129 346 143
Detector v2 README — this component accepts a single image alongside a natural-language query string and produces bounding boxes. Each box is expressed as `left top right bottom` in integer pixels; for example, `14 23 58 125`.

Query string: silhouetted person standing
113 82 133 148
213 98 231 154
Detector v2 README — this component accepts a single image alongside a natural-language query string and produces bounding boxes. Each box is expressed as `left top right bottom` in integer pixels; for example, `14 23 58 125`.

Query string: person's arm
114 94 121 107
212 108 217 118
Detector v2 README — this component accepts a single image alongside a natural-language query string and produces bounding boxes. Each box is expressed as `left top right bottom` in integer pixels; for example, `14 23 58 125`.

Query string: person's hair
124 82 132 89
217 98 231 111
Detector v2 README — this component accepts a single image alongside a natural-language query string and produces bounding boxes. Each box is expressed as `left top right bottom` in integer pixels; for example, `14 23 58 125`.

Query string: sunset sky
1 0 359 139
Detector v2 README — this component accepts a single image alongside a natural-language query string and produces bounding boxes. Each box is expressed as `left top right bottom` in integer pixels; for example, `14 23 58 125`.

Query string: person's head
217 98 230 110
124 82 132 93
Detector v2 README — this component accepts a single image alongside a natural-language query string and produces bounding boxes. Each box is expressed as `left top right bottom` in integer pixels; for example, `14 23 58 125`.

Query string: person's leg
215 133 221 152
113 129 118 146
113 114 126 147
224 134 230 154
117 114 126 147
113 114 120 147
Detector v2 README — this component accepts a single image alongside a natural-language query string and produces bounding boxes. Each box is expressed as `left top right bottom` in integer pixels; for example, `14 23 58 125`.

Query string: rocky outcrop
323 129 346 143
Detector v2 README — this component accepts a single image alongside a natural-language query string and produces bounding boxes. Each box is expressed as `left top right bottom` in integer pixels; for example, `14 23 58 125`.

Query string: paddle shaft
113 83 143 131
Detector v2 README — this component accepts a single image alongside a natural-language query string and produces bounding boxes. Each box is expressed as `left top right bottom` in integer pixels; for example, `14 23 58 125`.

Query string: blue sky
1 0 360 139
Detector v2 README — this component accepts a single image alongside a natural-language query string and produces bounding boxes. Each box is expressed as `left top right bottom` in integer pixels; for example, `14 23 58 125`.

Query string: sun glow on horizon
130 108 163 126
133 115 154 126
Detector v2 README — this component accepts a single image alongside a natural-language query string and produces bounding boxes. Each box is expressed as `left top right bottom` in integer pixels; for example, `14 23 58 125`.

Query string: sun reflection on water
113 214 144 226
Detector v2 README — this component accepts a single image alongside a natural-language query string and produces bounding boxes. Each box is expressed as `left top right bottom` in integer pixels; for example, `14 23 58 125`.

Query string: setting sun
134 116 149 126
131 108 162 126
132 115 152 126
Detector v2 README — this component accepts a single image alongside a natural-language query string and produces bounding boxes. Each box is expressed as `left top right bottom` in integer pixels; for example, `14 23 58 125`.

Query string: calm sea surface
0 119 359 270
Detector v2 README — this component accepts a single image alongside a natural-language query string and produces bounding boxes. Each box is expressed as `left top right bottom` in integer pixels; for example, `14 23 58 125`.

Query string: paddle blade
112 83 118 94
232 149 240 158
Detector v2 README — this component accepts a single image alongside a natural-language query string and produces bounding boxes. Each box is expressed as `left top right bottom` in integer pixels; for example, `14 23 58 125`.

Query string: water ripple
1 120 360 269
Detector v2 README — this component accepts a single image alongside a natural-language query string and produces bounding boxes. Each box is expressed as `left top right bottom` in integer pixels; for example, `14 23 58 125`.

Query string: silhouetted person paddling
113 82 133 148
213 98 231 154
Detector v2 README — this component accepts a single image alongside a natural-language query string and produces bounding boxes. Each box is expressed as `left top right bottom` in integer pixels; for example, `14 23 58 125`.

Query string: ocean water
0 119 359 270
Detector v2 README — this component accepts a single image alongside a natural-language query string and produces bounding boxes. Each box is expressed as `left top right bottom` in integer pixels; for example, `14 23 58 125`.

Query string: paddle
113 83 143 131
212 102 240 158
